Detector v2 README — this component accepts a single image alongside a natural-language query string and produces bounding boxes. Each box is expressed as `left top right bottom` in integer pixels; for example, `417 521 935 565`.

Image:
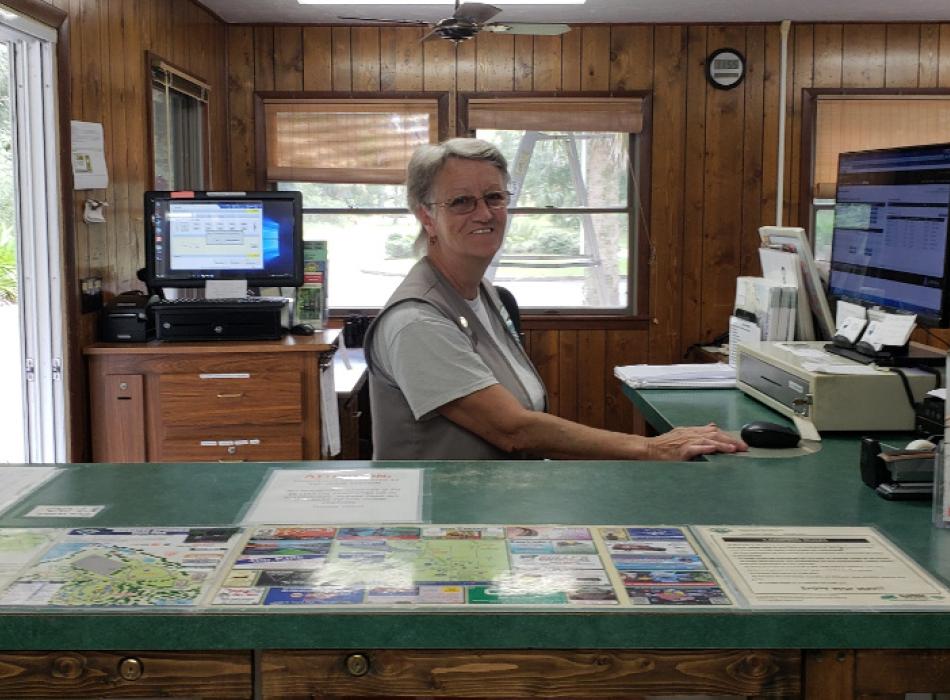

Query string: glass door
0 12 64 464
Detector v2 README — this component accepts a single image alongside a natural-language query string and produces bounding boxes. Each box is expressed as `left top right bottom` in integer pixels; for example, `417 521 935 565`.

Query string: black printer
100 291 156 342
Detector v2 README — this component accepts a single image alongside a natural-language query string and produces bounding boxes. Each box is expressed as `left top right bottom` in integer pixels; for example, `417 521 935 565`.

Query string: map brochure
0 526 241 608
694 525 950 608
0 529 59 590
211 524 733 608
242 469 424 524
0 524 944 610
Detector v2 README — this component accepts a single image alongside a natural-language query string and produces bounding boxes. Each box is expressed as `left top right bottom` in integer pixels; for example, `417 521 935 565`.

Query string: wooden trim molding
1 0 65 28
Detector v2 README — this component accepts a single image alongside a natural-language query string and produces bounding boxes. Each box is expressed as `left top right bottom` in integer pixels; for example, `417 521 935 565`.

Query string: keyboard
151 296 287 309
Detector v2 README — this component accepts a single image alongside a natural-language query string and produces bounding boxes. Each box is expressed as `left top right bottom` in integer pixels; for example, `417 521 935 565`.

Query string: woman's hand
645 423 748 461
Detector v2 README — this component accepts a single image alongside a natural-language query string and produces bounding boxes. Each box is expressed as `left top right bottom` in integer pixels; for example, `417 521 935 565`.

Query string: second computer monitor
828 142 950 328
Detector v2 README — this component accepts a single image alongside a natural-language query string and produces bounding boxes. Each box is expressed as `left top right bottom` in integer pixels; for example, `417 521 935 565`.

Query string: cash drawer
158 371 303 426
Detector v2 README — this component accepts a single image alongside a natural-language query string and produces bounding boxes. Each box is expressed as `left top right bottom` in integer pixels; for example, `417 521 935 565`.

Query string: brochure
296 240 328 329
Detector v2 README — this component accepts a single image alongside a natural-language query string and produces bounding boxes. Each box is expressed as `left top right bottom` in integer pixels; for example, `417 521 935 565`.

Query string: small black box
100 292 154 342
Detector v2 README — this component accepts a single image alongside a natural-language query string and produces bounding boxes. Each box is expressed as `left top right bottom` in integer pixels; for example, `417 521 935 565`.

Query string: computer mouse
290 323 315 336
739 420 801 449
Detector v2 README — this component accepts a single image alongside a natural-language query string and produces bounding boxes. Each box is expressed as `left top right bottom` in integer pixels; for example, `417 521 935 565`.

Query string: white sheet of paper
774 343 830 360
0 467 61 516
835 300 867 329
836 316 867 344
801 362 884 375
243 469 423 524
25 505 104 518
728 315 760 367
862 313 917 348
695 525 950 608
70 121 109 189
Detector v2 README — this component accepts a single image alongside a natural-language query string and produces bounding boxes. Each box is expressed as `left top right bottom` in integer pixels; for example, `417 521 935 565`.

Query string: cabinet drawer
158 371 302 426
155 431 304 462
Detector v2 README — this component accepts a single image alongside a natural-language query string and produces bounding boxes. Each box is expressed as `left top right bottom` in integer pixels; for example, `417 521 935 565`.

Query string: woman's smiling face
417 157 508 267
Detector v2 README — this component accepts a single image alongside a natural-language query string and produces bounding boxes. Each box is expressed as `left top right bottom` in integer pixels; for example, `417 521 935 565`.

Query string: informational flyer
695 525 950 608
296 240 327 328
242 469 424 525
0 526 241 608
212 524 619 607
209 524 735 608
0 466 61 515
70 121 109 189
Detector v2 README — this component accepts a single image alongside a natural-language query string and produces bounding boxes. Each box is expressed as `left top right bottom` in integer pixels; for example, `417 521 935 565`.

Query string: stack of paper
759 247 810 340
614 364 736 389
734 276 796 341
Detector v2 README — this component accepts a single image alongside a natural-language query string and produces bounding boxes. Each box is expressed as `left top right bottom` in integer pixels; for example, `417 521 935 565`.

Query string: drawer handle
218 459 246 463
216 393 244 399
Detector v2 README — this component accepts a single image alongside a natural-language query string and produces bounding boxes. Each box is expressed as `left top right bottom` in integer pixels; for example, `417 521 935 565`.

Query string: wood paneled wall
45 0 228 338
41 6 950 449
42 0 228 459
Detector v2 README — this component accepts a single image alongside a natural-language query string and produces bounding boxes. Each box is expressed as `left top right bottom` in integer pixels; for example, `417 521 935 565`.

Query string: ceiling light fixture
298 1 585 5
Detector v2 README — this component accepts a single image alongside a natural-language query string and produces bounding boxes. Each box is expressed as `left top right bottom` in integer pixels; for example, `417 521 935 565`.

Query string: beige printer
736 341 938 431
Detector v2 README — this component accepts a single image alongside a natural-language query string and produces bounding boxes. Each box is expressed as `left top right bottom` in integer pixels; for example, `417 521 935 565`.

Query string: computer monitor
828 142 950 328
144 190 303 289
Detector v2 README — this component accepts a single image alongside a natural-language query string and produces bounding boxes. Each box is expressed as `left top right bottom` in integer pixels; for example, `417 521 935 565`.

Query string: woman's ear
416 205 436 235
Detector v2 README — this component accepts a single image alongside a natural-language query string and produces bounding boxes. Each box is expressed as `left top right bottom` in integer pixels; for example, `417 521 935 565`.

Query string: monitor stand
824 340 945 367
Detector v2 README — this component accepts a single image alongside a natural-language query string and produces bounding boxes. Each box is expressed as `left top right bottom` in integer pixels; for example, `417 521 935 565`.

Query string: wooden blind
264 99 440 184
151 61 210 103
468 98 644 133
814 97 950 197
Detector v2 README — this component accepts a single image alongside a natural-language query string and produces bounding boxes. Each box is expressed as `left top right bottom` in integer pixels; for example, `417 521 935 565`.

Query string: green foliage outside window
0 43 16 304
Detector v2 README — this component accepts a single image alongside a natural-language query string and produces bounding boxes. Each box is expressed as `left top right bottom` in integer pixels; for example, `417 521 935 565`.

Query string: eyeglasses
425 190 512 215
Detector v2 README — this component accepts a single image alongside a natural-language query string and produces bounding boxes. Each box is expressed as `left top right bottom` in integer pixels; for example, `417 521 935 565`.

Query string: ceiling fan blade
453 2 501 24
482 22 571 36
337 15 427 25
418 25 443 43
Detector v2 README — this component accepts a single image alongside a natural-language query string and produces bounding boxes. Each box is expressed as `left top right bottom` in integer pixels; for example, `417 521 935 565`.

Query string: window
264 97 444 311
467 97 644 313
148 55 209 189
807 94 950 263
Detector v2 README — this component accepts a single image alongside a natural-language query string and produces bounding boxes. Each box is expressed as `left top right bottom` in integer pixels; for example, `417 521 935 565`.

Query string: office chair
494 285 523 343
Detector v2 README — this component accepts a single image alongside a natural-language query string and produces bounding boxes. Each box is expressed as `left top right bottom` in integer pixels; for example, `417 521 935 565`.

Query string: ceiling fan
339 2 571 43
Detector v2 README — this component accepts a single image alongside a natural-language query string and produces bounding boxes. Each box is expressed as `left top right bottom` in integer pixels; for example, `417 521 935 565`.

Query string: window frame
256 91 450 317
799 88 950 246
145 51 211 190
459 91 652 325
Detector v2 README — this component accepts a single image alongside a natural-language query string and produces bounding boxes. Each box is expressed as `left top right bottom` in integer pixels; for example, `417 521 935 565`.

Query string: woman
365 138 745 461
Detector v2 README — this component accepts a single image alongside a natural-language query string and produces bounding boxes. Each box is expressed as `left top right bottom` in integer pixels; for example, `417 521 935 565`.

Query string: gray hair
406 138 510 255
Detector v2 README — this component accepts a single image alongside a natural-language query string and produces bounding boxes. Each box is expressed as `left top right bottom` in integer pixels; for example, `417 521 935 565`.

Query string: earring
428 236 437 245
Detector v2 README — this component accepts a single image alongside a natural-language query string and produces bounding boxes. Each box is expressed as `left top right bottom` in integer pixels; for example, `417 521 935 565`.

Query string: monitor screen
144 190 303 288
829 142 950 327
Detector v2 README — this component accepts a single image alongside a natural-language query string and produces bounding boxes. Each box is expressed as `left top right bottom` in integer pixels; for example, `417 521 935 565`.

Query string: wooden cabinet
85 334 336 463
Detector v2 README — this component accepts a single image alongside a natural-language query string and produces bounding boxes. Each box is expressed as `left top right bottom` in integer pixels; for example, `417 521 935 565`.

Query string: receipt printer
100 291 155 342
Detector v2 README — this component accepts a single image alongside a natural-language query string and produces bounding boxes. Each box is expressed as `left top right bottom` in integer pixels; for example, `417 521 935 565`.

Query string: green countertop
2 441 950 650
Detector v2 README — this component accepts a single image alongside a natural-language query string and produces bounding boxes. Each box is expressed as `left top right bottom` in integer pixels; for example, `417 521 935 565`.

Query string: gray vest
365 257 547 460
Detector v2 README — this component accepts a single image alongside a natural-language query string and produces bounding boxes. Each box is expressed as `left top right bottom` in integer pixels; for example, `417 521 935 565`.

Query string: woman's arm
438 384 746 461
